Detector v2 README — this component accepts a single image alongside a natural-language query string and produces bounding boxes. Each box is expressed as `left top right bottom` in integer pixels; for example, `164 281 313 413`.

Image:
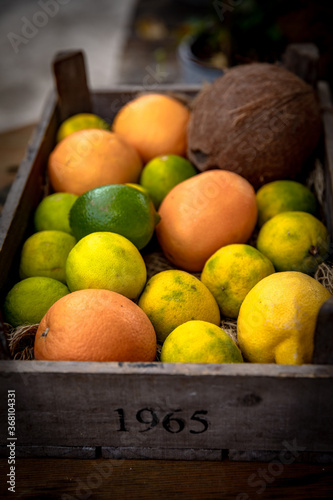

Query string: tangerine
112 93 190 162
156 170 258 272
48 129 142 195
34 289 157 362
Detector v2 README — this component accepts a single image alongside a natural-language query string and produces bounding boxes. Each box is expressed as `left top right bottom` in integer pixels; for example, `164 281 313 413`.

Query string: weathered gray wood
229 449 333 464
102 446 224 461
0 93 57 303
0 445 97 459
53 50 92 122
0 314 10 359
311 81 333 364
0 361 332 454
313 296 333 364
317 80 333 246
282 43 319 85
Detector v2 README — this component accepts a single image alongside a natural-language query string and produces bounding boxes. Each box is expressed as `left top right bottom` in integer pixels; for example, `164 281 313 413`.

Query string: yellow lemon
3 277 70 327
140 154 197 209
256 180 318 227
138 269 220 343
201 244 275 318
237 271 331 365
34 192 78 234
56 113 110 142
256 211 329 275
19 230 76 284
69 184 159 250
160 320 243 363
65 232 146 300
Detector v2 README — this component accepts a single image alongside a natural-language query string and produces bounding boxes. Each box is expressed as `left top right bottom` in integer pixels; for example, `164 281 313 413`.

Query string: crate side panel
1 367 332 453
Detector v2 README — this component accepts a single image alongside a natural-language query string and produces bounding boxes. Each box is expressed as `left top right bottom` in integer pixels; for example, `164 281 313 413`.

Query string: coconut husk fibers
187 63 322 189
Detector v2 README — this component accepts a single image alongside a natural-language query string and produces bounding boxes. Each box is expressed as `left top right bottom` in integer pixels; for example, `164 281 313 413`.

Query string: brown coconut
187 63 322 189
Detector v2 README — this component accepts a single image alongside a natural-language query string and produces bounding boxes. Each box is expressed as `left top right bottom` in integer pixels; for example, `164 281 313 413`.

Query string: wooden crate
0 50 333 462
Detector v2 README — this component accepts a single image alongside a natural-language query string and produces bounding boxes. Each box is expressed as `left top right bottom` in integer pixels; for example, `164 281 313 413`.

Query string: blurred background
1 0 332 132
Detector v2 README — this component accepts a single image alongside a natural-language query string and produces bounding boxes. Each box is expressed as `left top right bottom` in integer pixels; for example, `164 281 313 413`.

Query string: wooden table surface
1 125 333 499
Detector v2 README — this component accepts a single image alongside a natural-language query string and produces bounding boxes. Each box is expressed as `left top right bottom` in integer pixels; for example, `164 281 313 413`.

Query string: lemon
237 271 331 365
3 277 70 327
34 192 78 234
65 232 147 299
256 211 329 275
69 184 160 250
138 269 220 343
19 230 76 284
160 320 243 363
140 154 197 209
201 244 275 318
256 180 317 227
56 113 110 142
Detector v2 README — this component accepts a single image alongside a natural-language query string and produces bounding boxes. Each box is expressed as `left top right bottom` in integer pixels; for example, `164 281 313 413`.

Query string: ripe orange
48 129 142 195
156 170 258 272
34 289 157 362
112 93 190 162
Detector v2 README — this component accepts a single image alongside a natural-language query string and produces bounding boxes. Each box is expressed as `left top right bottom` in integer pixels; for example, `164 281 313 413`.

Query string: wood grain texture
282 43 319 85
53 51 92 122
0 361 332 454
0 458 332 499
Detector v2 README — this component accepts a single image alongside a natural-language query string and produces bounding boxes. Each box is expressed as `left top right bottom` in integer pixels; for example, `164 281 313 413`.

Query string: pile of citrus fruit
2 92 332 365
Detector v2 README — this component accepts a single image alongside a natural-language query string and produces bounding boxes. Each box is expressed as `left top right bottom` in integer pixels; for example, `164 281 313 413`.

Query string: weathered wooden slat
53 51 92 122
102 446 224 461
1 361 332 453
0 445 97 459
0 93 57 302
282 43 319 85
229 449 333 464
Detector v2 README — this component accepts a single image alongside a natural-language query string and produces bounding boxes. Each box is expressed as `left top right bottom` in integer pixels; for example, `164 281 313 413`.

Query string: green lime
65 232 147 300
34 192 78 234
140 154 197 209
19 230 76 284
69 184 159 250
3 277 70 327
256 211 329 275
56 113 110 143
160 320 243 363
256 180 318 227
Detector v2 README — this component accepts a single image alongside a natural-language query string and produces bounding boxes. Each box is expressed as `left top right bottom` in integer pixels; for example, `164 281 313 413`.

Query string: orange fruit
112 93 190 162
34 289 157 362
156 170 258 272
48 129 142 195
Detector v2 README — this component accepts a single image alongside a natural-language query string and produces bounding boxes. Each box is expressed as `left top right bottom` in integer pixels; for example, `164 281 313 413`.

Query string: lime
34 192 78 234
69 184 159 250
140 154 197 209
201 244 275 318
3 277 70 327
138 269 220 343
256 211 329 275
56 113 110 142
19 230 76 284
256 180 317 227
237 271 331 364
160 320 243 363
65 232 147 300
